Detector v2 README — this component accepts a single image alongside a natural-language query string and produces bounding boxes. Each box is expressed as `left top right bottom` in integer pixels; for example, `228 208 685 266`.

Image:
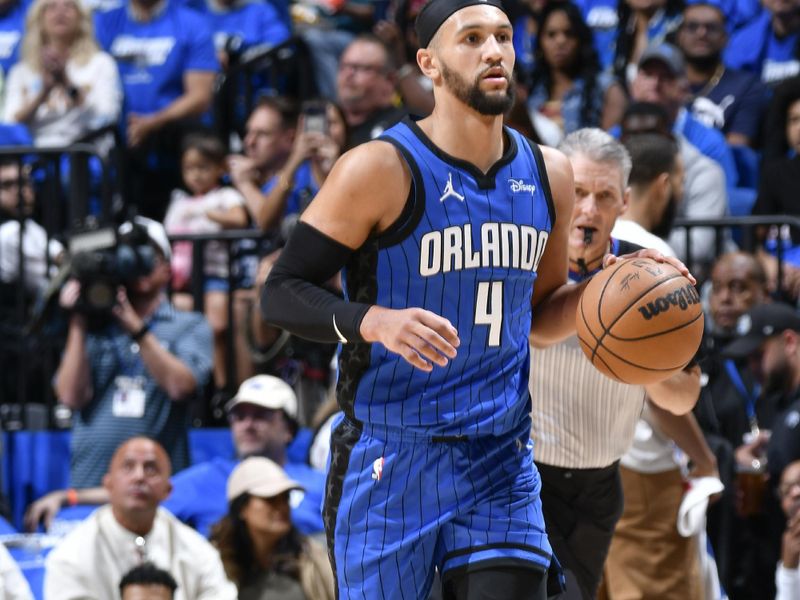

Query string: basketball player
261 2 691 599
530 129 705 600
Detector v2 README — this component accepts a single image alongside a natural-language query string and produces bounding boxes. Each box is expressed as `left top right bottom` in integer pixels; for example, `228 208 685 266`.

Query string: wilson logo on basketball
637 284 701 321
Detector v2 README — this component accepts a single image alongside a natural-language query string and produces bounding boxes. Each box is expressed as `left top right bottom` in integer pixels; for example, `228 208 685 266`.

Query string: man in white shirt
43 437 236 600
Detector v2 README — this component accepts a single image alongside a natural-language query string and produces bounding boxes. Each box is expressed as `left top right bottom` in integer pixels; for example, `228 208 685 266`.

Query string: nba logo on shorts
371 457 385 481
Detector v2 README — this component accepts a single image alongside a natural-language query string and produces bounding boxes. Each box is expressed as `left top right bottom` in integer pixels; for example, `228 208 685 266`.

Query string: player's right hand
360 306 460 371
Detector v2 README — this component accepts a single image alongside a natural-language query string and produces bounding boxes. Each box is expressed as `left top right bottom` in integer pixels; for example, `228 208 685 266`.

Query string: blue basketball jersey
337 118 555 438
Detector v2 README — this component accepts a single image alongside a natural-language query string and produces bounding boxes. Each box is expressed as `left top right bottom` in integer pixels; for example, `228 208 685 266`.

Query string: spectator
777 459 800 600
1 0 121 147
197 0 290 71
296 0 379 99
525 1 626 141
210 456 334 600
692 252 770 594
0 0 28 77
620 102 728 271
0 158 63 298
575 0 619 70
630 43 738 188
54 217 213 487
119 562 178 600
725 0 800 86
163 375 325 537
373 0 434 117
336 34 405 147
677 0 768 147
247 99 346 374
44 437 237 600
226 96 297 383
613 132 683 251
94 0 218 221
612 0 684 87
530 128 701 600
25 374 327 539
228 96 297 238
0 541 34 600
721 302 800 599
753 77 800 300
251 99 348 233
762 75 800 163
163 132 247 390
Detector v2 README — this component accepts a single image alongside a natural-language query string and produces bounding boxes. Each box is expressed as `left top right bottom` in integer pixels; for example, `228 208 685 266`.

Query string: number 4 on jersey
475 281 503 347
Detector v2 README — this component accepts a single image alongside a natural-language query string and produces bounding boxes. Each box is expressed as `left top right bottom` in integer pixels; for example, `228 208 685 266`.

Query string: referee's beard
440 59 515 116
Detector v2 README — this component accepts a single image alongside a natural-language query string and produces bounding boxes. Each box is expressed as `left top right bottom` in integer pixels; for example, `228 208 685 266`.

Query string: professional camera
69 221 159 315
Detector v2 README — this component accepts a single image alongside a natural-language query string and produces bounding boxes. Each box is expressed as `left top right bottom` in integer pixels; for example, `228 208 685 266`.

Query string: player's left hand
603 248 696 286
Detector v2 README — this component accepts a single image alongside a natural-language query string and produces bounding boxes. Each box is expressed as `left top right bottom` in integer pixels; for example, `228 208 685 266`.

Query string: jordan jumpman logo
439 172 465 202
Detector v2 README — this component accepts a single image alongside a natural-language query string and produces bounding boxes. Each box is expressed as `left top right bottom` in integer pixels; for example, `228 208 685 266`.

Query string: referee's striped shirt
529 329 646 469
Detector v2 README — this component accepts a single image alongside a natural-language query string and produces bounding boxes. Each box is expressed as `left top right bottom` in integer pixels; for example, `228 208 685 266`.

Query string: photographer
55 217 213 488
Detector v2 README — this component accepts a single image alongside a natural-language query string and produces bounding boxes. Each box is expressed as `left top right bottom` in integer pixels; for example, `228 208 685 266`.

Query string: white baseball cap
118 216 172 261
227 456 304 501
225 375 298 421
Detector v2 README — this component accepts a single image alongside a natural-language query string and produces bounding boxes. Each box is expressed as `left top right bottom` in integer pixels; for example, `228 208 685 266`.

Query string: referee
529 129 701 600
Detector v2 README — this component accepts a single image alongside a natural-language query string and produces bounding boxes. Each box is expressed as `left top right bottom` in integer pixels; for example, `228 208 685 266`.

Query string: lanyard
724 359 761 433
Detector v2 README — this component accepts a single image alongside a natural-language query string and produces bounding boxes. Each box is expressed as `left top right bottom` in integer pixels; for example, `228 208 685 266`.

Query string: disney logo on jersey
508 179 536 195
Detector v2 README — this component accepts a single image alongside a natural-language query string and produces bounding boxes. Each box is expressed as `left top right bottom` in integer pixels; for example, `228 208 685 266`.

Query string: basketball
575 257 705 385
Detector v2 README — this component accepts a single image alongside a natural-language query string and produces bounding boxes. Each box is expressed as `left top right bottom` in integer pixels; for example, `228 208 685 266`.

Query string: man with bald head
44 438 236 600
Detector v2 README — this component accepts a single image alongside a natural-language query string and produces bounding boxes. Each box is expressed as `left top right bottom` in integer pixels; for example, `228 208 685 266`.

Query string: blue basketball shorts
323 416 552 600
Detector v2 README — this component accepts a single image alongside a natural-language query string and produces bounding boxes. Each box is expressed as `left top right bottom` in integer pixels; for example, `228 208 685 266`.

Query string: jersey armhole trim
526 138 556 230
376 136 426 249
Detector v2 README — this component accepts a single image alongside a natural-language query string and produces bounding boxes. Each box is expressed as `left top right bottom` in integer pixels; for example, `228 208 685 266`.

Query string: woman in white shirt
1 0 121 146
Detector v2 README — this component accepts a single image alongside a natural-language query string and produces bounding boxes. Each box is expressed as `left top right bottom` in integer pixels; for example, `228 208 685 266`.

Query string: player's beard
440 60 515 116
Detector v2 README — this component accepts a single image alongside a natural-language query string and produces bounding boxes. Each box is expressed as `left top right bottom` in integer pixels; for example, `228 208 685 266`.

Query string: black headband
415 0 506 48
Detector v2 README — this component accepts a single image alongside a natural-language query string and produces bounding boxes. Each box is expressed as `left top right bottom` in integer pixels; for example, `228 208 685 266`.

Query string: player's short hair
119 563 178 597
623 133 680 188
558 128 632 187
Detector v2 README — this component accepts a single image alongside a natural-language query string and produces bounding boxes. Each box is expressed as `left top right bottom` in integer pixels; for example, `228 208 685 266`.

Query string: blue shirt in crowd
725 10 800 86
262 160 319 219
94 0 219 118
72 301 213 488
575 0 618 70
198 0 290 56
162 455 326 537
688 67 768 142
0 0 28 76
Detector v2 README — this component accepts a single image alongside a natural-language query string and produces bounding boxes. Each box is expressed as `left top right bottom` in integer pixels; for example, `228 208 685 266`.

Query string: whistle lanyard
724 359 761 433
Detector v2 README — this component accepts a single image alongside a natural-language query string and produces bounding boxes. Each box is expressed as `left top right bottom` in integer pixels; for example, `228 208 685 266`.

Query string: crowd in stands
0 0 800 597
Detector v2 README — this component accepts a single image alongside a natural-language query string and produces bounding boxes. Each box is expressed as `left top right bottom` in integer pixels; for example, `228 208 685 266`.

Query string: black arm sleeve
261 221 372 343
